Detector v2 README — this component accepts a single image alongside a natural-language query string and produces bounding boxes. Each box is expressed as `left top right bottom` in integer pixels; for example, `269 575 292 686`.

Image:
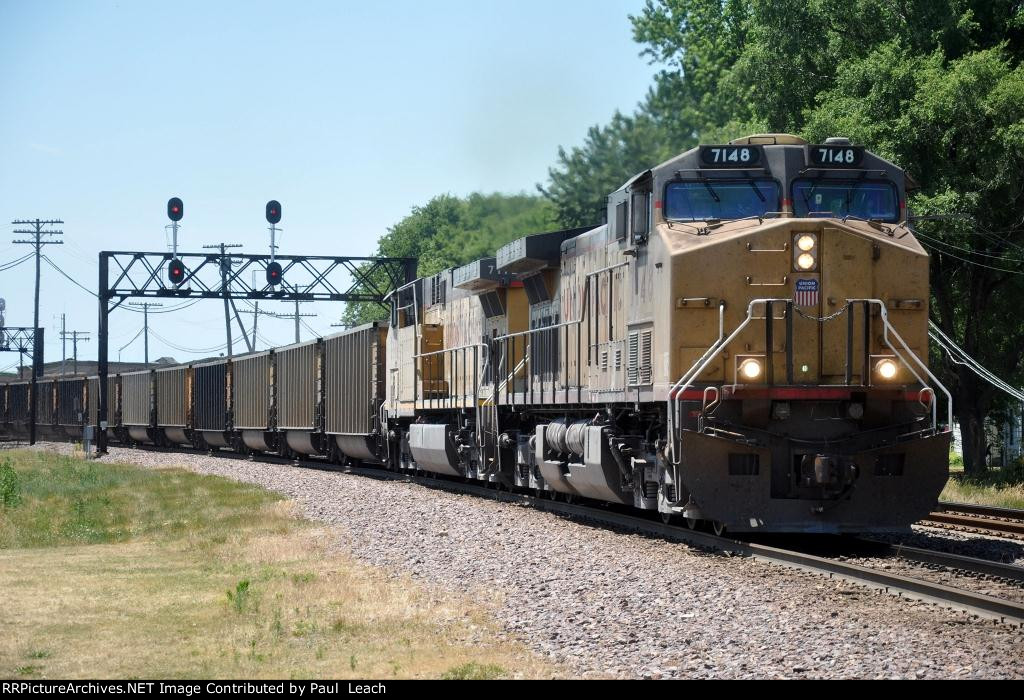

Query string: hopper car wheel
660 511 676 525
685 517 699 530
712 521 726 537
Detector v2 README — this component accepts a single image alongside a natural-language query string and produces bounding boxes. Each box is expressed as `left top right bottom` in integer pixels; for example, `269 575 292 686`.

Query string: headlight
796 253 816 270
875 359 898 380
796 234 816 251
739 358 762 380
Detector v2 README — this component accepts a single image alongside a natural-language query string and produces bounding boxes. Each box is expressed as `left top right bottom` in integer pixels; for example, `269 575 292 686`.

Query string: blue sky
0 0 659 368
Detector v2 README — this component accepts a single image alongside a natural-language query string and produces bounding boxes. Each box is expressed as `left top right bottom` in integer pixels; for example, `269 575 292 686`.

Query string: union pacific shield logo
795 278 819 307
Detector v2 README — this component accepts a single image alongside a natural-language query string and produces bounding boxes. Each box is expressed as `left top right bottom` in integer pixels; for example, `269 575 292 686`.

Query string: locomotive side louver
628 328 653 386
522 273 550 305
480 291 504 318
640 329 653 384
628 331 640 385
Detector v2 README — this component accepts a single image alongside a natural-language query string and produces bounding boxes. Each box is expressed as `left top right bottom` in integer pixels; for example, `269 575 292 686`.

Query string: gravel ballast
19 443 1024 679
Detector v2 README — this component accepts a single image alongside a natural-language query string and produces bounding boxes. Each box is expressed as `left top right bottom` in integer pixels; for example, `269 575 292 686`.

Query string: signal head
266 200 282 224
168 258 186 285
167 197 184 222
266 261 283 286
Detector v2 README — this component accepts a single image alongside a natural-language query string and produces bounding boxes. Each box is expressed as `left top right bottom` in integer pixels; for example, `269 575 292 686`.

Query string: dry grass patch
941 478 1024 510
0 450 555 679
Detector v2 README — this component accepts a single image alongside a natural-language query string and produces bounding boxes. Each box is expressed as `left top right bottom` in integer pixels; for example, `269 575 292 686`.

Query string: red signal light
266 261 283 285
168 258 186 285
167 197 184 222
266 200 282 224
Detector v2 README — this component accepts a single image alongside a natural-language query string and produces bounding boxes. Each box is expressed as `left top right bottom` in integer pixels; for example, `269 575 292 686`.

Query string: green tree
341 193 557 326
539 110 677 228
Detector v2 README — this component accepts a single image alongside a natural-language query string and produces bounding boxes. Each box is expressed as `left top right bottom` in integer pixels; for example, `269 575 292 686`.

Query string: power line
118 325 145 353
41 254 96 296
913 230 1024 264
59 329 90 375
127 302 162 367
0 252 33 271
929 321 1024 403
149 328 233 355
41 254 203 314
919 241 1024 275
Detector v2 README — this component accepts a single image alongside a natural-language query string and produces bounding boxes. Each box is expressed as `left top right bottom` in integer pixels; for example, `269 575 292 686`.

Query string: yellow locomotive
386 133 950 533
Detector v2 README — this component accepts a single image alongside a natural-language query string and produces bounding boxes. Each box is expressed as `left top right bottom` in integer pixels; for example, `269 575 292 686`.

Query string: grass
441 662 507 680
940 451 1024 510
0 449 554 679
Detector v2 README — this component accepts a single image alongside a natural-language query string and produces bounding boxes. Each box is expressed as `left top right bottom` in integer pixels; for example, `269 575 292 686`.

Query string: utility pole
61 313 66 375
252 300 260 351
13 218 61 443
288 283 315 343
203 242 252 355
12 218 63 375
60 329 90 374
241 293 314 345
128 302 162 367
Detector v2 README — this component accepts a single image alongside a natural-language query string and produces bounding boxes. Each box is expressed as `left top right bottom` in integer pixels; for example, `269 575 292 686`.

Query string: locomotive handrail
667 298 782 468
848 298 952 432
667 297 952 479
918 387 936 430
491 348 529 401
413 341 487 450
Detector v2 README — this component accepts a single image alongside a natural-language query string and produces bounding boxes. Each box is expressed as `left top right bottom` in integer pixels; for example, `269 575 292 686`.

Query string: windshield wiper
748 180 766 202
844 173 869 212
701 179 720 203
801 181 819 213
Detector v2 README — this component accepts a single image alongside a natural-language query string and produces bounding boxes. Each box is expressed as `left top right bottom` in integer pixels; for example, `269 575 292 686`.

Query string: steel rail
922 512 1024 538
937 501 1024 520
860 539 1024 583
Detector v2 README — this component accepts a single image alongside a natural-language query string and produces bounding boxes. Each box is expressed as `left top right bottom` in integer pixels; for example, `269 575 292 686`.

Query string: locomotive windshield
664 179 780 221
792 178 898 221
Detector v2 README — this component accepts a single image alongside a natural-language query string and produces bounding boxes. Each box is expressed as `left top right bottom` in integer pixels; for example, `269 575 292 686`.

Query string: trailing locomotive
0 134 951 534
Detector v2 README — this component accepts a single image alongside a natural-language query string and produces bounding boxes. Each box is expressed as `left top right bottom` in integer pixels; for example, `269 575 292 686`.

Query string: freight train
0 134 952 533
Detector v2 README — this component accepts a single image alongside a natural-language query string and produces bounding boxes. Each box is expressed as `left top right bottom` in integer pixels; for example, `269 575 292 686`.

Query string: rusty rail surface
923 502 1024 539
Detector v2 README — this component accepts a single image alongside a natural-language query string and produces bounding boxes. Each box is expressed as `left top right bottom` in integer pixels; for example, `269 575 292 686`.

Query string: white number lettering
712 148 722 162
817 147 857 164
728 149 738 162
740 148 750 162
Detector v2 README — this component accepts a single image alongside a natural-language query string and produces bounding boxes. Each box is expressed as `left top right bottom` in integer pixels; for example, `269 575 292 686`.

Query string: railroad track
30 441 1024 628
383 469 1024 625
923 502 1024 540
